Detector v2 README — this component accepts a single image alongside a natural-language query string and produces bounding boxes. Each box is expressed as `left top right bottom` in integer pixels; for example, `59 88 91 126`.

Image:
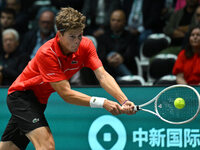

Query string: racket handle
134 105 140 111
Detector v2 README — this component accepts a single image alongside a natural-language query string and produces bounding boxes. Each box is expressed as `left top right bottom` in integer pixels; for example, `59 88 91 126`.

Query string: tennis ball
174 97 185 109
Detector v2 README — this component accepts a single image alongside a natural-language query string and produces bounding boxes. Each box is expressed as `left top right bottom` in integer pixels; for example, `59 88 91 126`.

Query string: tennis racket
133 84 200 124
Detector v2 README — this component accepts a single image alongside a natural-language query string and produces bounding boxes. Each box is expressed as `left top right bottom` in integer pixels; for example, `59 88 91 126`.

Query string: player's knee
36 139 55 150
48 141 55 150
44 144 55 150
38 142 55 150
44 140 55 150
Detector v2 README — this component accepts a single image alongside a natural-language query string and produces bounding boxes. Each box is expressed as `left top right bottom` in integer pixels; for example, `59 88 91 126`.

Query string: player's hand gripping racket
134 84 200 124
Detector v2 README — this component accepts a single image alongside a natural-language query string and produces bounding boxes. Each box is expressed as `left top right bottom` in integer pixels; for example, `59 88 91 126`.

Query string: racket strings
156 87 199 123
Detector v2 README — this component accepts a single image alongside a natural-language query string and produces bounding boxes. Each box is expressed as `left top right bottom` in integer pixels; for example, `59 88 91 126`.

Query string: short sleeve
36 50 67 82
83 40 102 70
172 50 185 75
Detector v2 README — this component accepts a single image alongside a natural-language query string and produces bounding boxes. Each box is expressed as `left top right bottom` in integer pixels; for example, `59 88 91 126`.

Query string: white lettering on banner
88 116 200 149
133 128 200 148
149 128 165 147
167 129 182 147
132 128 148 147
184 129 200 148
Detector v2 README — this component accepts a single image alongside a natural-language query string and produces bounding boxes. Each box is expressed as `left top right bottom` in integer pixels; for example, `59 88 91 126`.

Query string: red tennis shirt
173 49 200 85
8 34 102 104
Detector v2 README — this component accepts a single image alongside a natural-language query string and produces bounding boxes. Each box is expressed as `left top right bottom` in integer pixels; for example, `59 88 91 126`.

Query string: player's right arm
50 80 123 115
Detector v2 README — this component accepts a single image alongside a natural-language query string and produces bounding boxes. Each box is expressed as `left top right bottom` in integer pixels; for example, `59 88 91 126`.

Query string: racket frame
135 84 200 124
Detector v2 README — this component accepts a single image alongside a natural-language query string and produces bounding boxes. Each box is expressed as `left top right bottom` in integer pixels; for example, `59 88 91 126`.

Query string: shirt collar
53 33 80 59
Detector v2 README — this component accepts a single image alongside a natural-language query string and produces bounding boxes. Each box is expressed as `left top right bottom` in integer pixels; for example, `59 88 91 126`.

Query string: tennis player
0 7 136 150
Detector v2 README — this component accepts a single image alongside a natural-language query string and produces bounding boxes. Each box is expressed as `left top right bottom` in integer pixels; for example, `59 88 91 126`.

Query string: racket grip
134 105 140 111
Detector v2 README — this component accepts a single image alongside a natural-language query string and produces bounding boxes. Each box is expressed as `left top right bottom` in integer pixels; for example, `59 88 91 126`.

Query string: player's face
58 29 83 55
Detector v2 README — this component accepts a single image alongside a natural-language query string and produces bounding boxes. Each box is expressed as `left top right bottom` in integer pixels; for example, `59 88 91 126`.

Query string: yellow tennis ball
174 97 185 109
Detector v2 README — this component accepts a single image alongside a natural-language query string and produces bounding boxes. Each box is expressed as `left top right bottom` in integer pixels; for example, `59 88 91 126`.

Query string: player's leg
0 141 20 150
26 126 55 150
0 116 30 150
0 116 55 150
0 114 30 150
0 141 19 150
2 90 52 149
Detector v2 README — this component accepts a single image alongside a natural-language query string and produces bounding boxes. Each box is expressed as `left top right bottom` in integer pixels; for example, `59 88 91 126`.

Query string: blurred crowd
1 0 200 86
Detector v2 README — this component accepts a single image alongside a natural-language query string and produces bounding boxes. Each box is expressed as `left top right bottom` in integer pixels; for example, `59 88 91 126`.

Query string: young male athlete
0 7 136 150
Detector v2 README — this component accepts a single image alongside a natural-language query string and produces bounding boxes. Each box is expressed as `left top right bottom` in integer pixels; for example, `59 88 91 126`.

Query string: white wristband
90 97 106 108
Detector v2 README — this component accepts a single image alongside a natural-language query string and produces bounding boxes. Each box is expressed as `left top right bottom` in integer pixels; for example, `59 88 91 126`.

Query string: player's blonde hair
56 7 86 33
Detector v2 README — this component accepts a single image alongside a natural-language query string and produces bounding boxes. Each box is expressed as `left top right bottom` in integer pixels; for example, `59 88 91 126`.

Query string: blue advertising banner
0 86 200 150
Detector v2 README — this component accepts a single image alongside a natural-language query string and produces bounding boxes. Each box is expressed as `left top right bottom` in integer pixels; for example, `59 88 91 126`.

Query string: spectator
0 8 15 31
163 0 198 46
150 0 199 59
82 0 121 37
161 0 176 27
191 5 200 28
0 8 15 52
182 5 200 48
125 0 165 45
97 9 139 79
173 25 200 85
0 28 29 86
19 7 56 59
5 0 29 34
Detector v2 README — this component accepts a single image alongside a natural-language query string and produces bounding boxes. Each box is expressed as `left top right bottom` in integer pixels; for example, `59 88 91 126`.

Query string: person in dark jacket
0 28 29 85
19 7 56 59
97 9 139 79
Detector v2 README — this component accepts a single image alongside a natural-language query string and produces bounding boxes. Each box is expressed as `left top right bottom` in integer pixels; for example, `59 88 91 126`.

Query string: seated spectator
5 0 29 34
0 8 15 31
97 9 139 79
161 0 176 27
82 0 121 38
19 7 56 59
125 0 165 45
190 5 200 28
0 8 16 53
182 5 200 48
0 28 29 86
163 0 198 47
150 0 199 60
173 25 200 85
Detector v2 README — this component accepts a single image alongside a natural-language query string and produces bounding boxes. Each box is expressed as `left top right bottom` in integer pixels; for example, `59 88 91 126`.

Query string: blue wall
0 86 200 150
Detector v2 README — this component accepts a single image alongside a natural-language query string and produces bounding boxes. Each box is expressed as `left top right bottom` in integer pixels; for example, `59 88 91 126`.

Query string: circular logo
88 115 126 150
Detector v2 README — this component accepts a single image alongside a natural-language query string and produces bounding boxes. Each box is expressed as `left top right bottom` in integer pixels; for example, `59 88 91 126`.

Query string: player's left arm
50 79 91 106
50 79 125 115
94 66 135 114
